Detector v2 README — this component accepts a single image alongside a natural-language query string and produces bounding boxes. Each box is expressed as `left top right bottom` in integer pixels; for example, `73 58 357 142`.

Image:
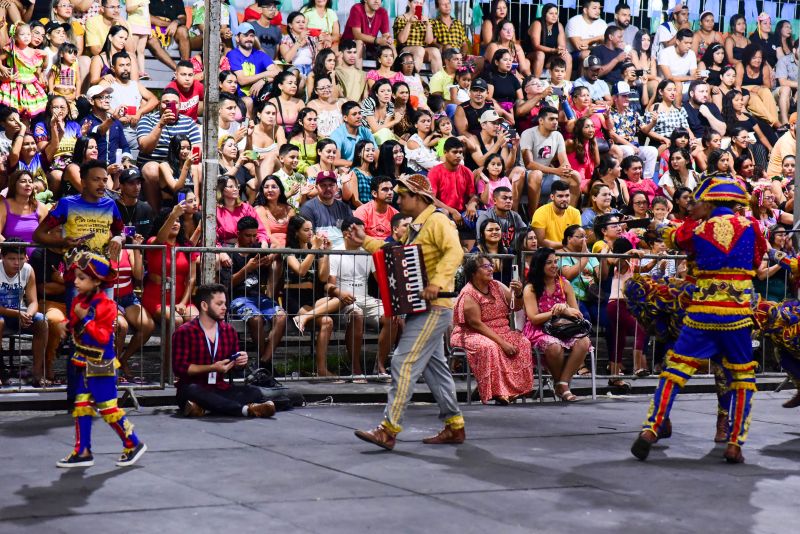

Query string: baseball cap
237 22 256 35
86 85 113 99
316 170 337 183
470 78 488 91
45 21 70 34
583 55 601 69
479 110 502 123
671 2 688 14
611 81 636 97
119 167 142 184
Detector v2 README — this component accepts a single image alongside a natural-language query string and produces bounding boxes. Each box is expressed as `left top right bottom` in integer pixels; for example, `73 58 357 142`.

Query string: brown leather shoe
782 392 800 408
723 443 745 464
630 429 658 461
247 401 276 418
182 400 206 418
714 412 729 443
354 425 396 450
422 425 465 445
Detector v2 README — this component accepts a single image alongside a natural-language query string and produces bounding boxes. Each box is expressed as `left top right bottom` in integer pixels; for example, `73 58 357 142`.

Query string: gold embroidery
712 217 735 251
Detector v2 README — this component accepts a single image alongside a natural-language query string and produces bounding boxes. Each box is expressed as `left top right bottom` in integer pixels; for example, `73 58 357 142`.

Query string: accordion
373 245 430 317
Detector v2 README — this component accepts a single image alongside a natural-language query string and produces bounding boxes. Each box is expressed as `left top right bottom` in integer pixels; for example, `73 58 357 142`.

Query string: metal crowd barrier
0 242 168 395
3 241 789 396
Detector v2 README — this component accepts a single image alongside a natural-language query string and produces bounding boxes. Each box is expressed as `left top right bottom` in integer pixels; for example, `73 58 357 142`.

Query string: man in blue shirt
85 85 131 165
226 22 280 97
330 101 377 165
572 55 612 105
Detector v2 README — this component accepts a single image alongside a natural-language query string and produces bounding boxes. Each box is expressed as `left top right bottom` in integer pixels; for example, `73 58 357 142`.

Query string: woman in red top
141 205 200 329
110 232 155 382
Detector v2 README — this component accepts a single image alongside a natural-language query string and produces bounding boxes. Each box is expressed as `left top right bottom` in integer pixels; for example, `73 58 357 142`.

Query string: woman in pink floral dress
523 248 593 402
451 254 533 405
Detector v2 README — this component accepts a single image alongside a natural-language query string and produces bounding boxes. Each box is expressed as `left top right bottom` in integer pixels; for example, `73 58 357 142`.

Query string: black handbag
543 315 592 341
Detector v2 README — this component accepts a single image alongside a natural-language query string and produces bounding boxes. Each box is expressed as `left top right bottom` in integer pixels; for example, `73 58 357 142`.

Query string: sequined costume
632 177 767 462
625 267 731 430
57 252 145 468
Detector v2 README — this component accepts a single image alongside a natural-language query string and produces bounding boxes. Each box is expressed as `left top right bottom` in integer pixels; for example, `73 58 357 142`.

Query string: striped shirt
136 113 202 165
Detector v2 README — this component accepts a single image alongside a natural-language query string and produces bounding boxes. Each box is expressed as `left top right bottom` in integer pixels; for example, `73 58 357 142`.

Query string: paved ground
1 392 799 533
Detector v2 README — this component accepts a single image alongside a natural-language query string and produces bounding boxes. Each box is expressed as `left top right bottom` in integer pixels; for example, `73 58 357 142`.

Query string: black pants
177 384 265 417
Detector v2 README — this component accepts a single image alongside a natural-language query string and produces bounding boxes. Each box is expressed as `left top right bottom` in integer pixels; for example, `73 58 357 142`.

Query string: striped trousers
381 308 463 434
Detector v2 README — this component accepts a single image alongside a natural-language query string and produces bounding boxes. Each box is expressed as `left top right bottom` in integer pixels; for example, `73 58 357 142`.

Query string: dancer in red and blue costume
56 251 147 468
631 176 767 464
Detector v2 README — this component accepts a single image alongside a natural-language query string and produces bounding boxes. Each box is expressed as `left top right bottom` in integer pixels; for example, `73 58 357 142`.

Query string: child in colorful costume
0 23 48 119
56 251 147 468
631 176 767 464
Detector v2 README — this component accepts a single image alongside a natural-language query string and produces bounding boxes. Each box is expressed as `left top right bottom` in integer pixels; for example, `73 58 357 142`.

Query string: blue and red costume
634 177 767 459
60 253 142 466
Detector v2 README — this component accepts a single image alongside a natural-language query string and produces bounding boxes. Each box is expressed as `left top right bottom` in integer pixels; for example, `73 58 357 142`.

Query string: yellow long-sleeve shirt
363 205 463 309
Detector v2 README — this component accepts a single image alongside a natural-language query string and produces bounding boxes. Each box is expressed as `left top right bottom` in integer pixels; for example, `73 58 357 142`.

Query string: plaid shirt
172 317 240 391
431 16 467 49
393 16 427 47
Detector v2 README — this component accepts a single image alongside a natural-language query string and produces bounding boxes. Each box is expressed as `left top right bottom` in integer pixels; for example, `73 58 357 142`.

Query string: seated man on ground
219 216 287 371
172 283 277 418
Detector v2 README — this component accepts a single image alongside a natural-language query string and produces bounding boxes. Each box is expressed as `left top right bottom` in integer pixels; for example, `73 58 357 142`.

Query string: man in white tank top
108 52 160 161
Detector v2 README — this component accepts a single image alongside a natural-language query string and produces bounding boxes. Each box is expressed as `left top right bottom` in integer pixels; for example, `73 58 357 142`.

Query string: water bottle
561 96 575 120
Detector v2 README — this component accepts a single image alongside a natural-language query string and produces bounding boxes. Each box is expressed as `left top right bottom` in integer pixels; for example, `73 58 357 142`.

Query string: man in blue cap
226 22 281 98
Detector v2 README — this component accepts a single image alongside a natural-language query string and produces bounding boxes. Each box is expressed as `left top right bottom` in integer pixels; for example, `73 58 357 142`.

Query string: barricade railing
0 242 168 395
153 245 793 393
2 240 789 396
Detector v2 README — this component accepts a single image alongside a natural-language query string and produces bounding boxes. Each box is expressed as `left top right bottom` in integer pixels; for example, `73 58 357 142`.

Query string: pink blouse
216 203 270 245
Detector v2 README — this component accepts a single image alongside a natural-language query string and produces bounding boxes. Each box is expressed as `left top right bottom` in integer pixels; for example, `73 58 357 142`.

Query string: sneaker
116 442 147 467
56 451 94 468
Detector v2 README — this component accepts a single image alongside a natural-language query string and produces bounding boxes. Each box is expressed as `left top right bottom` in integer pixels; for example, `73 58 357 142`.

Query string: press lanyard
205 323 219 362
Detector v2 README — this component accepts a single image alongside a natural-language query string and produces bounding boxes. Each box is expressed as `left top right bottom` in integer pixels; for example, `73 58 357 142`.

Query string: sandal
555 382 578 402
608 378 631 391
351 374 368 384
634 368 650 378
494 395 511 406
292 315 306 335
576 366 591 377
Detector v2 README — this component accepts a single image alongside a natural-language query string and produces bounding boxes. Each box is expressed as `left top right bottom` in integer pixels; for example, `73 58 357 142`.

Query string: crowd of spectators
0 1 796 400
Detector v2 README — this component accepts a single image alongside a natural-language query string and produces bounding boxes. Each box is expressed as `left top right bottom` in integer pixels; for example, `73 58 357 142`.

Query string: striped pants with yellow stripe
72 373 140 455
642 325 756 447
380 308 463 435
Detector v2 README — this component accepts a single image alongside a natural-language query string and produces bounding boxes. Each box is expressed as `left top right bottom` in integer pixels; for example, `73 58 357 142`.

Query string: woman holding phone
158 135 201 208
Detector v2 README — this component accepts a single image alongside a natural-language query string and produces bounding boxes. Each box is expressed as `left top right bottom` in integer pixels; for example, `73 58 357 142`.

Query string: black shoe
116 442 147 467
56 451 94 468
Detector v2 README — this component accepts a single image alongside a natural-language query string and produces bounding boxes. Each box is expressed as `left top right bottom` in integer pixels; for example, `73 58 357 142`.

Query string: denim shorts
230 297 282 321
1 311 45 332
117 293 141 313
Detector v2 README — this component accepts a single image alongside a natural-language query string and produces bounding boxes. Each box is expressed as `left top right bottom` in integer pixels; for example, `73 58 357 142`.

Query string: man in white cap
84 85 132 166
653 2 689 60
608 81 659 179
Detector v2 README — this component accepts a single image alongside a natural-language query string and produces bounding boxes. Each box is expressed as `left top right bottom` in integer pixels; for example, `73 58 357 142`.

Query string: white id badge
208 372 217 384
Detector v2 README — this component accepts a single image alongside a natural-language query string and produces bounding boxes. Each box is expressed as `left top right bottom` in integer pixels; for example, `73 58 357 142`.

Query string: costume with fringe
639 177 767 449
66 253 140 457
